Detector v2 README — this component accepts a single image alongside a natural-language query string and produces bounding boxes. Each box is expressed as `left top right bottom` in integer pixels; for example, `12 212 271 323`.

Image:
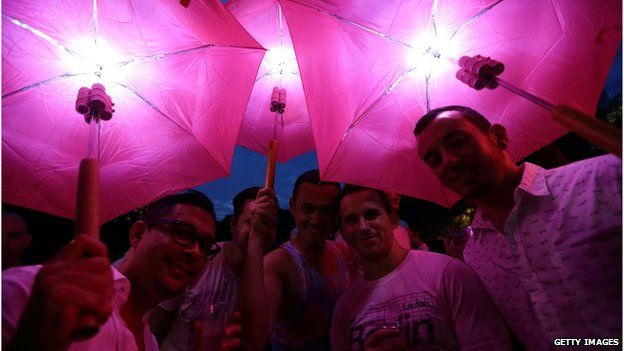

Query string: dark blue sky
197 45 622 220
195 148 318 219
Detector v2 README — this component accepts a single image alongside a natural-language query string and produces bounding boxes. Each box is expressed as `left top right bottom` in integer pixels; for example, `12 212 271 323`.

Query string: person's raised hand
8 235 113 351
250 188 278 242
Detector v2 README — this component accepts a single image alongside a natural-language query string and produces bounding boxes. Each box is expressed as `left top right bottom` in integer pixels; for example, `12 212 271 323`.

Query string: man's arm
4 235 114 351
237 188 281 351
443 259 511 351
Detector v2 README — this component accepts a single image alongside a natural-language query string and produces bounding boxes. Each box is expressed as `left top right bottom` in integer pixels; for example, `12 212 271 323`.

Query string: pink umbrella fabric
280 0 621 207
227 0 315 163
2 0 265 223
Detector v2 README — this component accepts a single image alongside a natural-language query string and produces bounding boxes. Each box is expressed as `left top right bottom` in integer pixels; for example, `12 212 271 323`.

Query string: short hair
2 211 29 232
232 186 261 218
413 105 491 136
339 184 392 215
143 189 216 224
292 170 340 201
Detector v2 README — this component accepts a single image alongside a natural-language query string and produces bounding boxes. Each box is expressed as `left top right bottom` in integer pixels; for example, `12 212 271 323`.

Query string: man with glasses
2 190 238 351
150 186 278 351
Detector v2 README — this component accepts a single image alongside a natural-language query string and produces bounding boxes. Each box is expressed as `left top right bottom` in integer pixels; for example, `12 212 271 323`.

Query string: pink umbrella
226 0 315 163
279 0 621 207
2 0 265 223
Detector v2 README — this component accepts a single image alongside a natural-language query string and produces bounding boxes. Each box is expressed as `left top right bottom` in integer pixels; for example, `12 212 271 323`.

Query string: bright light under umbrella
63 38 127 88
262 45 299 83
405 30 461 78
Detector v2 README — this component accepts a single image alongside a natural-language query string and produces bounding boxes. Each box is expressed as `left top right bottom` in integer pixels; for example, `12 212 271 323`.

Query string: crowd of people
2 105 621 350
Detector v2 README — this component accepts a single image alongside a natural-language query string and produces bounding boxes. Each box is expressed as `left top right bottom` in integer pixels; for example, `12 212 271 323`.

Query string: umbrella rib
346 65 419 133
2 71 93 99
110 44 263 69
115 82 192 135
448 0 504 41
288 0 414 49
429 0 439 38
92 0 99 46
3 15 89 61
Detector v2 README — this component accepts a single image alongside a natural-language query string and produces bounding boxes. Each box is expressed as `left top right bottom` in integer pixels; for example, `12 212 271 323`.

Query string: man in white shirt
414 105 622 349
332 185 511 351
3 190 240 351
150 186 277 351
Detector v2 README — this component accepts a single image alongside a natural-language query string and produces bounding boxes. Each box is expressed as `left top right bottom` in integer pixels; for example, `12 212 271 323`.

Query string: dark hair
339 184 392 215
232 186 261 218
413 105 491 136
292 170 340 201
143 189 216 224
2 211 29 232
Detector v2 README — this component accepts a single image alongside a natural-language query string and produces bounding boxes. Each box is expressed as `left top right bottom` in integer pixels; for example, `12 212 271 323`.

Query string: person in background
3 190 241 351
332 185 510 351
2 211 32 270
383 191 428 251
415 105 622 349
150 186 278 351
443 227 471 262
238 170 356 351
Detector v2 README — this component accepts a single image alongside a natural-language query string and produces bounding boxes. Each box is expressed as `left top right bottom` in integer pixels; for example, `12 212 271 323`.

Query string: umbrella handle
265 139 278 190
75 158 100 238
551 105 622 158
72 158 101 340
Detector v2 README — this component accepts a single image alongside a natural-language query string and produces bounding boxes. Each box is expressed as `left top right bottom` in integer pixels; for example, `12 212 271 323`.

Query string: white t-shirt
331 251 511 351
2 265 158 351
159 248 238 351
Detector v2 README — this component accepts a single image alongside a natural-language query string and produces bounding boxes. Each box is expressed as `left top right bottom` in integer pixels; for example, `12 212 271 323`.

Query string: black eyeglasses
146 218 221 260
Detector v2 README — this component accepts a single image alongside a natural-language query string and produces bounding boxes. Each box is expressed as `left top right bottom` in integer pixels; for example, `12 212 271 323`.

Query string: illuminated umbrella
226 0 314 164
280 0 621 207
2 0 265 223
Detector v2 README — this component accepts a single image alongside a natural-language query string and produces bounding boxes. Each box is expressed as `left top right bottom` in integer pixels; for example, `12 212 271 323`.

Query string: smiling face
129 203 216 300
339 189 395 261
416 111 509 199
290 183 340 246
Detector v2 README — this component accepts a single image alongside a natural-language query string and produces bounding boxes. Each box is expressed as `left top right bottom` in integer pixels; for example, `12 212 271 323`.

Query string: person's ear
129 221 148 249
489 124 509 150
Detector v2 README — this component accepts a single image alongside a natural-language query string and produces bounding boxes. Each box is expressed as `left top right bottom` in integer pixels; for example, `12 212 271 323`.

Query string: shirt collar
470 162 550 240
515 162 550 197
111 266 131 309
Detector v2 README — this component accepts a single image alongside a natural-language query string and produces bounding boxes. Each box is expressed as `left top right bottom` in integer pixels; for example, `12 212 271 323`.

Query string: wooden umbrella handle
265 139 278 190
551 105 622 158
75 158 100 238
71 158 102 339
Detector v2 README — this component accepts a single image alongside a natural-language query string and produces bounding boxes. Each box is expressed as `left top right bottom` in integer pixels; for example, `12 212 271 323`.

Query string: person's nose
357 216 370 231
182 239 203 259
441 149 461 171
309 210 322 225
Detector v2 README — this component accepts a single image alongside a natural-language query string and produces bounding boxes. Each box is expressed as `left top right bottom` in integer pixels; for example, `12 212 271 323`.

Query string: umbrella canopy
2 0 265 223
227 0 315 163
280 0 621 207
